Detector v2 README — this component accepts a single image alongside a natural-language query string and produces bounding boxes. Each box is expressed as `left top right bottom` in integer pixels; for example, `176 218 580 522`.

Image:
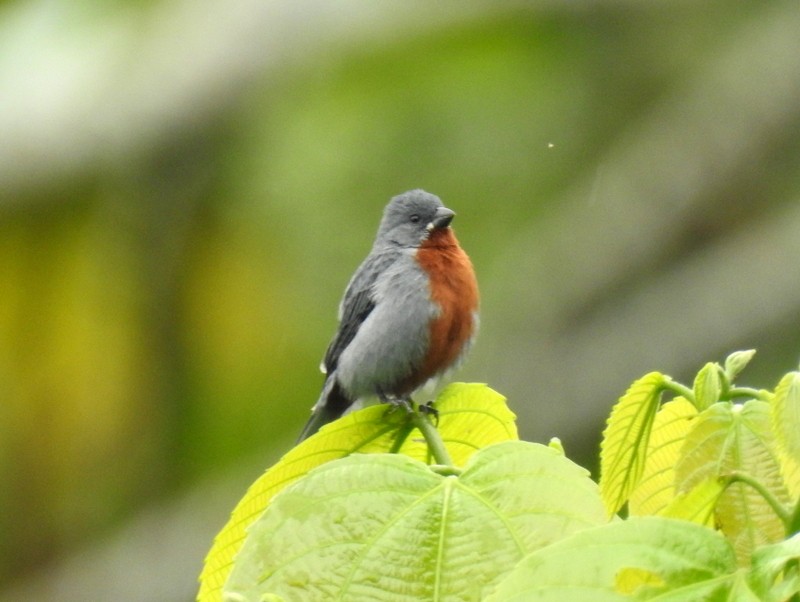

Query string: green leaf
716 572 762 602
659 477 724 527
676 401 791 565
724 350 757 382
198 383 515 602
223 441 608 602
748 532 800 601
548 436 565 455
485 516 737 601
600 372 666 516
694 362 722 411
411 382 518 463
772 371 800 499
629 397 698 516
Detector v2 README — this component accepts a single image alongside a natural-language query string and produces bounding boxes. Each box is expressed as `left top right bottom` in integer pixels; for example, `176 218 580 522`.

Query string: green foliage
601 350 798 566
485 516 739 601
659 476 724 526
773 372 800 500
675 400 789 563
600 372 665 517
486 518 800 601
200 354 800 601
225 441 605 601
198 383 516 601
694 362 723 411
628 397 697 517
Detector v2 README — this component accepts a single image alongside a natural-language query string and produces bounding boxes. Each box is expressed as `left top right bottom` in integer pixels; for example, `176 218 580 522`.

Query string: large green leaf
485 516 737 601
676 401 791 565
748 532 800 601
772 371 800 499
223 441 607 601
629 397 698 516
198 383 515 602
600 372 665 516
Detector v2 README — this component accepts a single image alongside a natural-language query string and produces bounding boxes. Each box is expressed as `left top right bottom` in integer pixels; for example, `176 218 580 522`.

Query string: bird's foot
381 396 439 425
419 400 439 425
380 395 417 419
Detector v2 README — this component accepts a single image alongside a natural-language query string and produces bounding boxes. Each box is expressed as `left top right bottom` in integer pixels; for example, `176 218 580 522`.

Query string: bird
297 189 479 442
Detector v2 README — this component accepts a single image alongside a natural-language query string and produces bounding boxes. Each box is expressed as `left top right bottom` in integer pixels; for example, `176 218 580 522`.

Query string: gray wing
322 250 398 374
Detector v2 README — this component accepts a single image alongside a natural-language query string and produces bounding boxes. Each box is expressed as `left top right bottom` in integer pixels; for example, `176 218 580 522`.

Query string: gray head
375 189 455 248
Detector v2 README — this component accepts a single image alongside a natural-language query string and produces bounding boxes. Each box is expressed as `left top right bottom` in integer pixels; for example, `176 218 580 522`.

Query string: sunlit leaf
772 371 800 499
198 383 515 602
548 436 565 455
403 382 518 463
716 572 762 602
748 531 800 601
224 441 607 601
600 372 665 516
676 401 791 565
485 516 737 601
614 568 664 596
693 362 722 411
724 349 757 382
629 397 698 516
659 477 724 527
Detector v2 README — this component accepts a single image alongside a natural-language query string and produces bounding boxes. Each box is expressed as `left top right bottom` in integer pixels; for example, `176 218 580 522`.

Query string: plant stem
725 387 770 402
409 403 454 467
663 379 695 402
388 422 415 454
789 496 800 536
726 472 792 530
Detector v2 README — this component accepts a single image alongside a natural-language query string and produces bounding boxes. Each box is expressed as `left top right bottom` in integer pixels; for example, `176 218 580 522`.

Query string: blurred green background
1 0 800 599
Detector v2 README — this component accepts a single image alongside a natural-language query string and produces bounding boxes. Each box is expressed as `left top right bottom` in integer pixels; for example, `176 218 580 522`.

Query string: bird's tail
296 378 352 443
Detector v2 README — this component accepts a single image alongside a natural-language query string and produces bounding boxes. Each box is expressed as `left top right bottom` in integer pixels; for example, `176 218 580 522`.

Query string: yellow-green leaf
224 442 607 602
197 383 515 602
548 437 565 455
400 382 518 463
485 516 737 602
749 532 800 600
694 362 722 411
600 372 665 517
676 401 791 565
614 567 665 596
772 371 800 499
629 397 698 516
659 477 724 527
724 349 756 382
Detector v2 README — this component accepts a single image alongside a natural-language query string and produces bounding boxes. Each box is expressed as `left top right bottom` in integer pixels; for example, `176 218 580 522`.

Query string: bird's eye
409 214 420 223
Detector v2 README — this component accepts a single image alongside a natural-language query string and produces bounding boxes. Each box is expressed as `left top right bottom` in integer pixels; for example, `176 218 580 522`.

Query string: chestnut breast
412 227 479 387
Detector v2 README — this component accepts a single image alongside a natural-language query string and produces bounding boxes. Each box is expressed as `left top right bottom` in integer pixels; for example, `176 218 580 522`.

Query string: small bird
297 189 479 442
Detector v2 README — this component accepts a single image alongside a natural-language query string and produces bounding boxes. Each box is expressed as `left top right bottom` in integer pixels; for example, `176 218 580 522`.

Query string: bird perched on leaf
297 189 479 442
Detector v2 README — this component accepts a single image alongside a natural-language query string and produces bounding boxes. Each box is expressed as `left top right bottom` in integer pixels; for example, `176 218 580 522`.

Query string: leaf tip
548 437 565 455
724 349 756 381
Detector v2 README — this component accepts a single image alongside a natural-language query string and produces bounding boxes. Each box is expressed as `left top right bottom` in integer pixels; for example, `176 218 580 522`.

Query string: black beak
427 207 455 231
